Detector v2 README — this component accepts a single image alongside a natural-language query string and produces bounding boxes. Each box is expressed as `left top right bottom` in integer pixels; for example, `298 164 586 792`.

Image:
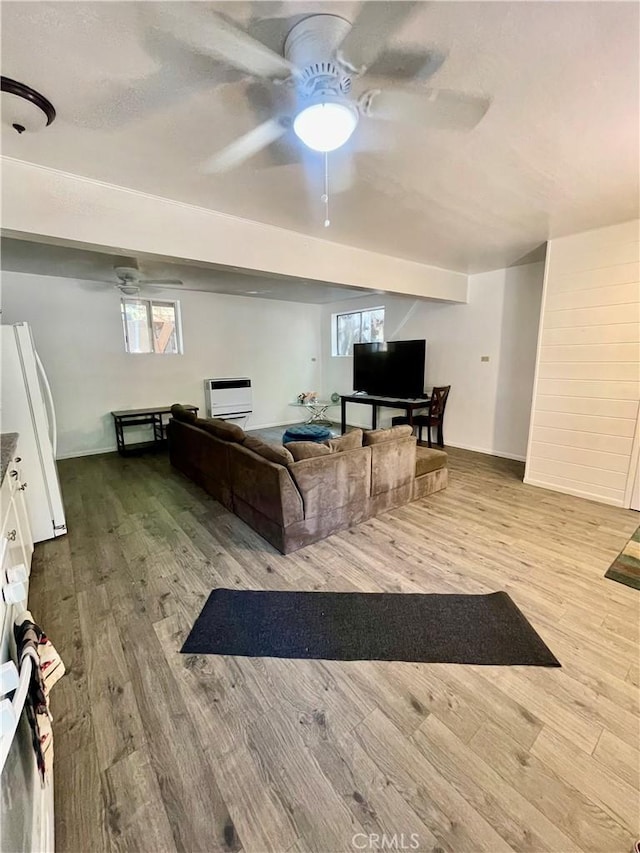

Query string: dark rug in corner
605 525 640 590
181 588 560 666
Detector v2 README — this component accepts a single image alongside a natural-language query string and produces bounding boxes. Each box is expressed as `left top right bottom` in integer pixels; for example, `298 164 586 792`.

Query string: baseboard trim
57 446 116 460
248 418 305 430
523 476 624 508
57 419 310 459
56 430 526 465
445 442 526 463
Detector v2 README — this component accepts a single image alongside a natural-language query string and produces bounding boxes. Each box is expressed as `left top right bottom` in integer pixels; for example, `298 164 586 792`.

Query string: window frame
331 306 385 357
121 297 184 355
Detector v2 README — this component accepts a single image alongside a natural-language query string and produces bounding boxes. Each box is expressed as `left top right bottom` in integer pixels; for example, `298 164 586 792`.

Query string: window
332 307 384 356
121 299 183 354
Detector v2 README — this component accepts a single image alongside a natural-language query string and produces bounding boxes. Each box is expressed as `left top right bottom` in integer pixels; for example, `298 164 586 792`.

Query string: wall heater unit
205 378 252 429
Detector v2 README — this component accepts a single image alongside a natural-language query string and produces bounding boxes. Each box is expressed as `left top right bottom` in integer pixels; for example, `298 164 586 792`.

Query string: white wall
525 220 640 507
321 263 545 460
1 261 546 463
1 272 322 458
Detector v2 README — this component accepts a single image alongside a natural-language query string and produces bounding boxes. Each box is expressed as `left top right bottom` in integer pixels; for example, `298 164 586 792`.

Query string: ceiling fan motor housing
114 266 141 282
285 15 353 103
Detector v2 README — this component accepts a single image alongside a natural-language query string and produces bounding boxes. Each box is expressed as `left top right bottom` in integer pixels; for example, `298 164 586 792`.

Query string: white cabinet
0 442 52 853
0 446 34 659
1 463 33 567
8 460 33 568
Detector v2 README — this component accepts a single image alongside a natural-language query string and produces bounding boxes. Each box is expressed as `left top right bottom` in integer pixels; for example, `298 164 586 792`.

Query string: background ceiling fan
92 260 184 296
148 2 491 180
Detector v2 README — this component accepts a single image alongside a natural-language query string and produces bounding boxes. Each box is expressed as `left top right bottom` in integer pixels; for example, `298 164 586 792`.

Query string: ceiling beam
1 157 468 303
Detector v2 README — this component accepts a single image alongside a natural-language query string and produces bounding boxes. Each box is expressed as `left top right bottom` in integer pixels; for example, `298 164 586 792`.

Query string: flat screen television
353 340 426 399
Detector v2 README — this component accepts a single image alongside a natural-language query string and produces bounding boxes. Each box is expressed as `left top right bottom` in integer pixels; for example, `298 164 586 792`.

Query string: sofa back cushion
243 435 293 467
288 441 332 462
289 446 371 519
196 417 245 443
168 418 233 508
363 424 413 445
325 428 363 453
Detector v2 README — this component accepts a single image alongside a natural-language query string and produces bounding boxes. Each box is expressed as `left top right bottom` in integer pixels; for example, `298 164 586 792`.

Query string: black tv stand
340 393 431 434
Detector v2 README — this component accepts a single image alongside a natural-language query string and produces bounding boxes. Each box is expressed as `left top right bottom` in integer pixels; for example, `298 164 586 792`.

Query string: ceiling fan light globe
119 284 140 296
293 102 358 153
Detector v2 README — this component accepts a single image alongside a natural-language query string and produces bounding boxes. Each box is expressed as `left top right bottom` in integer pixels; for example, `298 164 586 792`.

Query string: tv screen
353 340 426 399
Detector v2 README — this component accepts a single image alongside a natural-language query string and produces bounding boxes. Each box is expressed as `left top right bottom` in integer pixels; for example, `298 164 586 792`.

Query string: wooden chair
414 386 451 447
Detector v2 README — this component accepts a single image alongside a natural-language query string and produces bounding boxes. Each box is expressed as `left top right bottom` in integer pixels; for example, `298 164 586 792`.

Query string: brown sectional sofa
168 406 448 554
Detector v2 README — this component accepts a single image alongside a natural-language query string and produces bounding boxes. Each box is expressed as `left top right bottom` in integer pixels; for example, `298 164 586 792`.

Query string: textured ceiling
0 237 378 304
1 1 638 273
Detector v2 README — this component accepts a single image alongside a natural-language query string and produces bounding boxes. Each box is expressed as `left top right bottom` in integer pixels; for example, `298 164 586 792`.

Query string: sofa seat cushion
243 435 293 467
287 441 332 461
364 425 413 445
196 417 245 443
415 447 448 477
325 428 363 453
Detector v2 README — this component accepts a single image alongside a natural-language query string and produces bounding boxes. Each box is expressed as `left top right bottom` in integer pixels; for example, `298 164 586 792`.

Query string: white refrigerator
1 323 67 542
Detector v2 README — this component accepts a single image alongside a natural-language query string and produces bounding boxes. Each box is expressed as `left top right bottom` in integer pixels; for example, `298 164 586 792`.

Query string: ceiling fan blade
203 118 288 173
71 25 248 131
363 88 491 131
335 2 418 75
365 48 447 83
152 4 297 81
245 81 299 166
140 280 184 287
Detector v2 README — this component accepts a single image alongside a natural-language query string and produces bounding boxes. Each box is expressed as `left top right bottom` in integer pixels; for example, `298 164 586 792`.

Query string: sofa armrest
370 436 416 496
289 447 372 519
229 444 304 527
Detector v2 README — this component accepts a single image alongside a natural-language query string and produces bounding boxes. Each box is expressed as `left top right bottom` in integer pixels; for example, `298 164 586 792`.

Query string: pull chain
322 152 330 227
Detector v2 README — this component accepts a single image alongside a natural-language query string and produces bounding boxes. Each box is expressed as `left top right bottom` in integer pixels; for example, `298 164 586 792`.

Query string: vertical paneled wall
525 220 640 507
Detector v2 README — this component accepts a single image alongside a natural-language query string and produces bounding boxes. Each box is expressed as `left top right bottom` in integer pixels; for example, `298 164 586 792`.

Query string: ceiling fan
93 261 184 296
151 2 491 175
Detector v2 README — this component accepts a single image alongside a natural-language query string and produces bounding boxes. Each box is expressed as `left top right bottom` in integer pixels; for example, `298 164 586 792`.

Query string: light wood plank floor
29 442 639 853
